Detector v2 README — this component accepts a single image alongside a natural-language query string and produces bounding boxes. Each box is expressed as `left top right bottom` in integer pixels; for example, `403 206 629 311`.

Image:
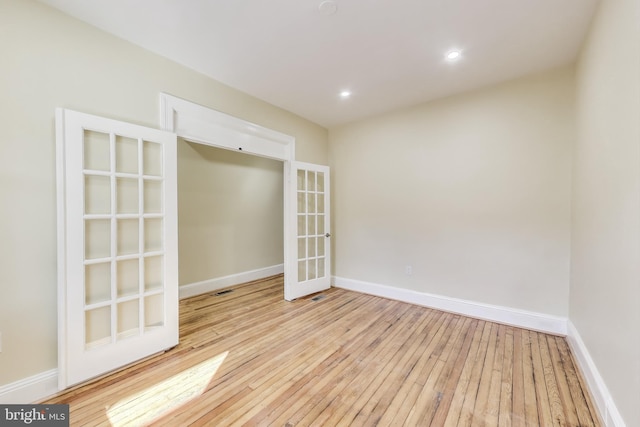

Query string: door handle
325 233 331 238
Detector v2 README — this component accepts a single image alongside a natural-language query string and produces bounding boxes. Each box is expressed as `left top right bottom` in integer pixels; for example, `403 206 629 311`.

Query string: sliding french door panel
285 162 331 300
57 109 178 389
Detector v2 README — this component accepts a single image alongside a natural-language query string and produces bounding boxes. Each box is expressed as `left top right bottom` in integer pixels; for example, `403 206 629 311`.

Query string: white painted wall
329 67 574 317
571 0 640 425
0 0 327 388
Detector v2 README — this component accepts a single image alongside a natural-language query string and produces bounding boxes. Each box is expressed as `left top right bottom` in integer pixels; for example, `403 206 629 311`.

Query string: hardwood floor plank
522 330 541 427
498 327 514 427
325 310 444 426
357 310 450 426
555 336 600 426
166 294 386 426
427 318 479 426
484 324 506 426
43 275 601 427
471 323 500 426
291 306 432 427
539 333 566 426
224 300 409 426
247 300 416 424
511 328 526 427
406 317 472 426
456 322 493 427
547 334 584 426
441 319 487 427
375 314 460 426
530 331 554 426
296 307 445 426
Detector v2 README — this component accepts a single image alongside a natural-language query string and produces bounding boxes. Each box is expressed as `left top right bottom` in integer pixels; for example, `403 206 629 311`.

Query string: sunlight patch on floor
106 351 228 426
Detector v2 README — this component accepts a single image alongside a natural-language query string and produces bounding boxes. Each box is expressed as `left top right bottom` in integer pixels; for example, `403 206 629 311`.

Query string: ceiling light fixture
339 90 351 98
446 50 461 60
319 1 338 15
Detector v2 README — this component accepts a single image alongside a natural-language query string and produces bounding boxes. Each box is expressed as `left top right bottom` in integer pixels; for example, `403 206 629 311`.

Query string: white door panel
285 162 331 300
56 109 178 389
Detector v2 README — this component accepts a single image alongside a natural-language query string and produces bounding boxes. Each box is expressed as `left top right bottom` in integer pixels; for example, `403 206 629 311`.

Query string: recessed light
339 90 351 98
446 50 461 60
319 1 338 15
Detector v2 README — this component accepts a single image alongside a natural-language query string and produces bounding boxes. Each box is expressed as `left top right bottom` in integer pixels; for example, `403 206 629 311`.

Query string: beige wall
571 0 640 425
177 141 283 285
0 0 327 387
329 67 574 316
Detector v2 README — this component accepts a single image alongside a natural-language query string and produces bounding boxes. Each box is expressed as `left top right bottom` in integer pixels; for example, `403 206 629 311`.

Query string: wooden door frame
159 94 298 300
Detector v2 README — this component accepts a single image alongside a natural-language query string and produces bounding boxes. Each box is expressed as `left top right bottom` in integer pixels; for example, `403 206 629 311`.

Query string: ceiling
39 0 599 128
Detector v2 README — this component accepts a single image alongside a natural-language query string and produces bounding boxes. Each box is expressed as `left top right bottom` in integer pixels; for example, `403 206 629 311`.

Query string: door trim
159 93 295 162
55 109 68 390
159 93 299 300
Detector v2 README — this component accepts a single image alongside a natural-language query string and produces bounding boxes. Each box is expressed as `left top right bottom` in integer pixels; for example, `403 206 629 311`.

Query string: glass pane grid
85 219 111 260
117 299 140 340
308 257 317 280
297 170 306 191
144 180 163 213
83 170 111 177
296 168 329 284
297 237 306 261
317 172 325 192
297 191 306 214
85 305 111 350
84 300 112 311
143 141 163 177
116 258 139 298
318 257 326 279
82 131 167 348
308 172 316 192
298 260 307 282
115 135 139 175
307 192 316 213
84 175 111 215
85 262 111 305
83 130 110 172
144 255 164 291
116 178 139 214
113 172 139 180
144 294 164 330
117 219 139 256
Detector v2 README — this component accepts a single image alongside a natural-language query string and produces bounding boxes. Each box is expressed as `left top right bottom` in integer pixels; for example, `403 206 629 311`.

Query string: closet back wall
177 141 284 286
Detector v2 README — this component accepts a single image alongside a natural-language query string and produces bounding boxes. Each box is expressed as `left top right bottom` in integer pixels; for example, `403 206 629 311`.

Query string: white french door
56 109 178 389
285 162 331 300
159 94 331 301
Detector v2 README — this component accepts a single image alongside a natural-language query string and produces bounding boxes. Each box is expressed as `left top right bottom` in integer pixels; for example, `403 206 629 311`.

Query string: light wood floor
46 275 601 426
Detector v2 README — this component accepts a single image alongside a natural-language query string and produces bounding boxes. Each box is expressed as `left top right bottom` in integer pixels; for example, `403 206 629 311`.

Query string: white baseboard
179 264 284 299
0 369 58 404
566 321 626 427
332 276 567 336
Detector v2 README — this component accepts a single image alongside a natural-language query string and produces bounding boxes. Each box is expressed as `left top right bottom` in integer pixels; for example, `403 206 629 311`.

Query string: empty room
0 0 638 426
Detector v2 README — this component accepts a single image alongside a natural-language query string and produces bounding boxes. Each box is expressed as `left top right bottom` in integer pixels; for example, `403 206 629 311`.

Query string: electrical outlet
405 265 413 276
